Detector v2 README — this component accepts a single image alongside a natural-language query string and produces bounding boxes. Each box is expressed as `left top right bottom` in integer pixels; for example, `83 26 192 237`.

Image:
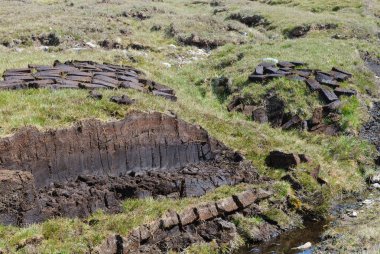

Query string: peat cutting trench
0 111 260 227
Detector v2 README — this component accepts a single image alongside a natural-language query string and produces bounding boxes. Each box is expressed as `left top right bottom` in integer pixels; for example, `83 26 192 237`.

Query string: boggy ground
0 0 380 253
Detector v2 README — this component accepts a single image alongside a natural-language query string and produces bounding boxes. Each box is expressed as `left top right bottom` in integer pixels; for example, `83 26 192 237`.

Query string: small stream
236 219 330 254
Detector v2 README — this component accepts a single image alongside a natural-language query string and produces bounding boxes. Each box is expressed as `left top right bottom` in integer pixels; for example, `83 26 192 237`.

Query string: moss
232 215 265 242
262 208 292 230
0 0 378 252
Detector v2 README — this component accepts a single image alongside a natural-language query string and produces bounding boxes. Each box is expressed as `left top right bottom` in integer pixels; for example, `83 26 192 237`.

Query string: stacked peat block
0 60 177 101
249 61 356 102
243 61 357 134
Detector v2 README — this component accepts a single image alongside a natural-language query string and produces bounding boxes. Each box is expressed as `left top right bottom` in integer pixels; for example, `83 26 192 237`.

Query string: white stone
86 42 98 48
162 62 171 68
293 242 312 250
363 199 373 205
371 173 380 183
37 46 49 51
372 183 380 189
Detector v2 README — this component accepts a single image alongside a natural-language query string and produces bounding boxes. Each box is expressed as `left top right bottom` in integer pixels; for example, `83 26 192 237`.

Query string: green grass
0 184 249 253
0 0 379 252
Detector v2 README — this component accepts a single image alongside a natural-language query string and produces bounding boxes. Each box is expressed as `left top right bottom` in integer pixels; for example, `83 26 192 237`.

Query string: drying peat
0 60 177 101
229 60 356 135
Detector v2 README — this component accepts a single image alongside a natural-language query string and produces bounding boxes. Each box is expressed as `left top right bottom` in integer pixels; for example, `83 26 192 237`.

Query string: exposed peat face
0 111 259 226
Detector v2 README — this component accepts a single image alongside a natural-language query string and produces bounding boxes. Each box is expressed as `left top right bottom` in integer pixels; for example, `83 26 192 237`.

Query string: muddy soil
360 101 380 152
0 111 260 226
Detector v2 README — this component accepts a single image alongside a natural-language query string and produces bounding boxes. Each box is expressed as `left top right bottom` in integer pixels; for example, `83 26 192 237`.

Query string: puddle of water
236 220 329 254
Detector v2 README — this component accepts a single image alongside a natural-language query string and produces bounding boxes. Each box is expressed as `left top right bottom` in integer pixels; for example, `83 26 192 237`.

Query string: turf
0 0 379 253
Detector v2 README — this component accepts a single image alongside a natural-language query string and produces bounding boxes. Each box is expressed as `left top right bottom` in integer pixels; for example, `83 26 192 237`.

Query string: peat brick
215 197 239 213
196 203 218 221
266 150 301 170
179 208 198 226
232 190 257 208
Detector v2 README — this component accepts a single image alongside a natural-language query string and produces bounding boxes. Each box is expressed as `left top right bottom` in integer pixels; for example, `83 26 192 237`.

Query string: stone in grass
88 90 103 100
110 95 135 105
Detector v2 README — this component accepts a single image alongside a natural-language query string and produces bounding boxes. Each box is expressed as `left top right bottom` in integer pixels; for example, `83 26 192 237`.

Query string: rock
293 242 312 250
88 90 103 100
266 151 301 170
348 211 358 217
162 62 171 68
216 197 239 213
110 95 135 105
372 183 380 189
362 199 373 205
85 42 98 48
370 172 380 183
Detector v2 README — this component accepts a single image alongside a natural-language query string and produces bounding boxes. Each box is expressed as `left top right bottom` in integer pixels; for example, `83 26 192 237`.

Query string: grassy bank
0 0 379 253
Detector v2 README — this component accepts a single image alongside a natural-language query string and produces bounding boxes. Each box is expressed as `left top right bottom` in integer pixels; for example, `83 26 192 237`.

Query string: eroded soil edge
0 111 259 226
